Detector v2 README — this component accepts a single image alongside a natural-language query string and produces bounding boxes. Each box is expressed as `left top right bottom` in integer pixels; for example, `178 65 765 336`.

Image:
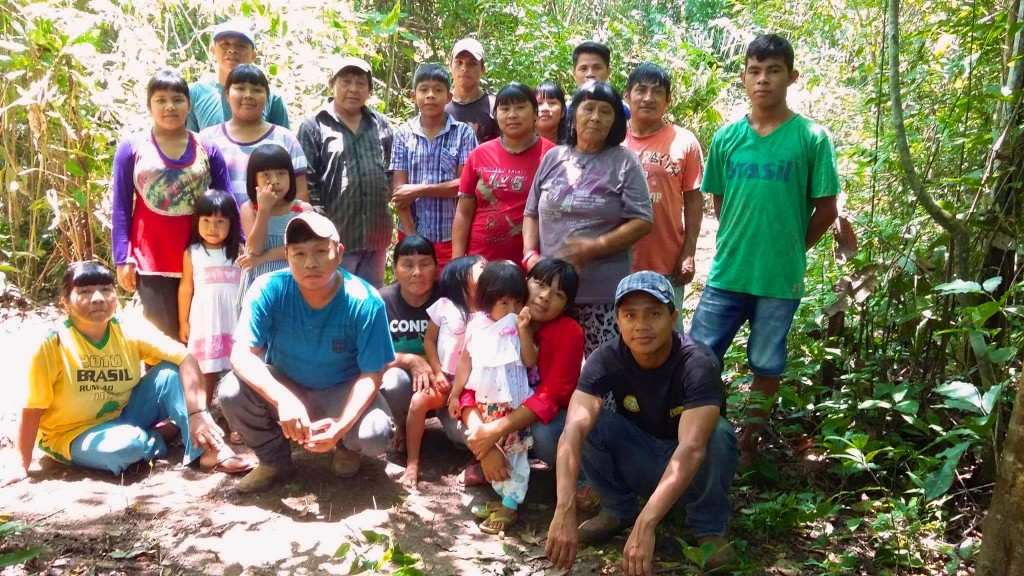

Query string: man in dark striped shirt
297 56 394 288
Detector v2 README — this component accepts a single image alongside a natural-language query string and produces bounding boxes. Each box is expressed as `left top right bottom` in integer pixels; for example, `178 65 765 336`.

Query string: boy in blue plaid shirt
391 63 478 270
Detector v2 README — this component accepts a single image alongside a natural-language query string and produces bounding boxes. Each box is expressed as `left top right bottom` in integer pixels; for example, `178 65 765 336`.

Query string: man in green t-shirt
690 34 840 471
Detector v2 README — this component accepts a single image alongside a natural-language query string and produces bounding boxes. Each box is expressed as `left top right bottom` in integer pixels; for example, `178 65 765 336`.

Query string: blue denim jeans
69 361 203 474
689 286 800 377
581 410 738 537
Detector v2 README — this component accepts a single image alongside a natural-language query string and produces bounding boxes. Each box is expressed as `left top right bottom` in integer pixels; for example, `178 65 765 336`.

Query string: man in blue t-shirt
545 272 738 575
219 212 396 494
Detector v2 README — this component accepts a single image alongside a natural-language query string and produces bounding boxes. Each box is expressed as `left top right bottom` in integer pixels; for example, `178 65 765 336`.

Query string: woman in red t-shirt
451 258 584 483
452 83 555 263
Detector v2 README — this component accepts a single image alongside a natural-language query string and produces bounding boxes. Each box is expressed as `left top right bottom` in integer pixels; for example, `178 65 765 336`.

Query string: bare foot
398 465 419 490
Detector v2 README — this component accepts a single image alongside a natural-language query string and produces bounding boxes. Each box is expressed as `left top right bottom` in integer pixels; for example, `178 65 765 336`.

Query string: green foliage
0 521 48 568
333 529 424 575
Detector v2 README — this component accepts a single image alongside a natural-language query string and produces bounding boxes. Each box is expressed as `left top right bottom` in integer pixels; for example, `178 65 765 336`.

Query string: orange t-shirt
625 124 704 277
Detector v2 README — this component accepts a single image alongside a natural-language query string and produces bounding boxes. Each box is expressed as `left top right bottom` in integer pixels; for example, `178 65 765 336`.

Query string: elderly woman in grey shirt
523 81 653 357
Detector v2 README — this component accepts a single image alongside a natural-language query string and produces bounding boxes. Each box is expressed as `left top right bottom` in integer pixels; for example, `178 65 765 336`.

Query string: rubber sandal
480 508 518 535
200 446 255 475
471 501 504 520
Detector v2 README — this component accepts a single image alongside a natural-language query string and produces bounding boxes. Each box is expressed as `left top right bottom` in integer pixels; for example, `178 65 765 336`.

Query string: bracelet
187 408 209 417
521 250 539 269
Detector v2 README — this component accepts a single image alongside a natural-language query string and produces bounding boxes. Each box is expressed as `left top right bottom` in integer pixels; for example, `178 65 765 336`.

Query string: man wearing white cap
445 37 499 143
187 19 290 132
546 271 738 575
297 56 394 288
219 212 396 494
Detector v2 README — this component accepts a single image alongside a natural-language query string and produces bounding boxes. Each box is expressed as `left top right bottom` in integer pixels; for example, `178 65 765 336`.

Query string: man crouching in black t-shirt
545 271 739 575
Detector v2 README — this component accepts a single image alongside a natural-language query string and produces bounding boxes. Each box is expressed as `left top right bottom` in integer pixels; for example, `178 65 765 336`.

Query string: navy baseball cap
614 271 675 309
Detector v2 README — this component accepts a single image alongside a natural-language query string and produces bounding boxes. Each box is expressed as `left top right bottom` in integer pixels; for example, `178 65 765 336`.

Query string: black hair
572 41 611 67
475 261 527 317
332 66 373 90
746 33 795 72
246 144 297 208
146 69 190 107
493 82 538 116
566 81 628 148
224 63 270 93
60 261 115 301
439 254 485 321
535 81 568 144
393 234 437 264
625 62 672 96
189 189 243 260
527 257 579 310
412 63 451 90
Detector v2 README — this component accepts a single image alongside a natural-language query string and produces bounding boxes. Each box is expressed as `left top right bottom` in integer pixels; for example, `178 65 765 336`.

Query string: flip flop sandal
471 501 504 520
207 454 255 475
480 509 518 535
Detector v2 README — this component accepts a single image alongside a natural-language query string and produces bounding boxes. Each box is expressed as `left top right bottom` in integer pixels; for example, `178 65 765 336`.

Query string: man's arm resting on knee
306 371 383 452
636 405 720 530
230 345 311 443
546 390 602 571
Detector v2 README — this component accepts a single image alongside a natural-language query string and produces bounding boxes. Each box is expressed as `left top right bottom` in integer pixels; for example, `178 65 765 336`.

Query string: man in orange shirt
624 63 704 317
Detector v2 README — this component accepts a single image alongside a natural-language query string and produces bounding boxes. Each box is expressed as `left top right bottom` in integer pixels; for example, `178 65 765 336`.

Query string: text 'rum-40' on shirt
110 131 230 274
625 124 704 277
25 315 189 462
524 145 653 304
234 269 395 389
199 124 308 208
389 114 477 243
702 114 840 299
576 332 725 440
458 136 555 262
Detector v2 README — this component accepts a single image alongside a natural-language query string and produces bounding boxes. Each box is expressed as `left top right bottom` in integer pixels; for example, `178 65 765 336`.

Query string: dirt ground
0 218 728 575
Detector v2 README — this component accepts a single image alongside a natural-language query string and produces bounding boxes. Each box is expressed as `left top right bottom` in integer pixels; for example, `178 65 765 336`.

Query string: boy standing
391 64 478 270
187 20 290 131
690 34 839 470
624 63 704 313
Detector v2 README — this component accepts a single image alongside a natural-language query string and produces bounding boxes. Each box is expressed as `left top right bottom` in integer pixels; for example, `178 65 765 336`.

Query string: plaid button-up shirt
297 103 394 251
390 114 477 242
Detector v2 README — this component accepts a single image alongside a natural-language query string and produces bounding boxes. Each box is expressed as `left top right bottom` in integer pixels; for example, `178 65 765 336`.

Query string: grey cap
212 19 255 47
614 271 674 308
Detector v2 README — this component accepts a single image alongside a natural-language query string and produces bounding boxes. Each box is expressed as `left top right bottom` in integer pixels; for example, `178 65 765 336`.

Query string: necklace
500 134 538 155
452 90 486 105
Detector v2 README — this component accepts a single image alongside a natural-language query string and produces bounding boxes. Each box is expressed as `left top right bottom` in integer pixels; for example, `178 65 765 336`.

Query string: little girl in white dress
448 261 537 535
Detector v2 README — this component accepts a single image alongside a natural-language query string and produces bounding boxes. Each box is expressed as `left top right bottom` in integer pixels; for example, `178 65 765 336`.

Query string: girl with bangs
452 82 555 264
199 64 310 208
111 70 231 339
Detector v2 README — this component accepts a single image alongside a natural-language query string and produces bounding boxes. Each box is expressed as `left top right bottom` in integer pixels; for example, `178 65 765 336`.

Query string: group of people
2 20 841 575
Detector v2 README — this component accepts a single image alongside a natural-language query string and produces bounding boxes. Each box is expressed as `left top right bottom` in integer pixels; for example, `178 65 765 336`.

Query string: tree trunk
978 376 1024 575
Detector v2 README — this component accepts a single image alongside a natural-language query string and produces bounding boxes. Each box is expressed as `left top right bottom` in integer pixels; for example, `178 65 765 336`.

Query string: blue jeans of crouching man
581 410 738 537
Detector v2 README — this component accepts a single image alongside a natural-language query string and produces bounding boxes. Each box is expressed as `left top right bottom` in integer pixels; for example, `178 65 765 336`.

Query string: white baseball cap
451 38 484 61
213 19 256 48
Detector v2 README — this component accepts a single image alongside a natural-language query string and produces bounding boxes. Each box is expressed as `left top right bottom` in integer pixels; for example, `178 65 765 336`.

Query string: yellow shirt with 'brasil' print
25 315 188 462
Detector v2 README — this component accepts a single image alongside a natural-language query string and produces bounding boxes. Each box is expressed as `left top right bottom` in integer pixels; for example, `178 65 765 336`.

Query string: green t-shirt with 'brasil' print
701 114 840 299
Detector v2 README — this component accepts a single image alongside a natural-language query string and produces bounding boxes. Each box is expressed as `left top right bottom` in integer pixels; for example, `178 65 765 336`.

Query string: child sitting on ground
399 255 486 489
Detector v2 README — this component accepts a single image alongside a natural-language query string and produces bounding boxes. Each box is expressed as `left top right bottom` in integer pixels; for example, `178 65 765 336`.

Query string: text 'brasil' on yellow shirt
25 315 188 462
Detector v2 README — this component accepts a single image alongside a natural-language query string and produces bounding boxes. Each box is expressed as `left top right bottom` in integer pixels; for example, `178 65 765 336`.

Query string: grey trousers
218 371 395 469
